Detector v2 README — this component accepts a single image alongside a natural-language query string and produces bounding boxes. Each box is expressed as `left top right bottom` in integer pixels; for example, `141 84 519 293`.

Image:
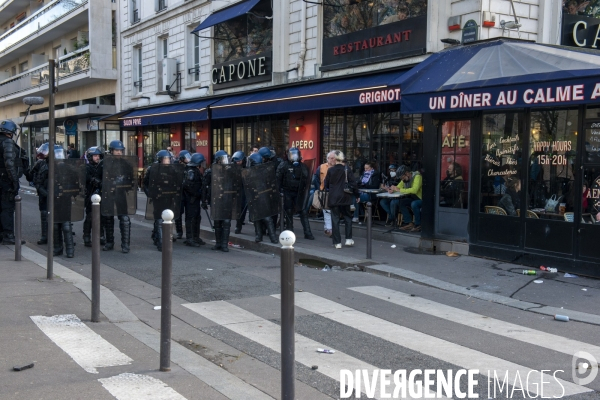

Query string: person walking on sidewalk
315 151 337 237
324 150 356 249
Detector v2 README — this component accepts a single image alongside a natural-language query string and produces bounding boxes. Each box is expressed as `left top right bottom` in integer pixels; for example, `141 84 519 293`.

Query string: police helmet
178 150 191 164
156 149 172 164
37 143 50 158
247 152 263 167
214 150 229 164
54 145 66 160
258 147 272 161
109 140 125 153
87 146 104 163
0 120 17 137
188 153 206 167
231 150 245 163
288 147 301 164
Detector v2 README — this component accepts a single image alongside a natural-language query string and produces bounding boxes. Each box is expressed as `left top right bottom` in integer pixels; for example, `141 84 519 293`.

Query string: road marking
30 314 132 373
272 292 591 398
99 373 186 400
183 300 440 399
350 285 600 363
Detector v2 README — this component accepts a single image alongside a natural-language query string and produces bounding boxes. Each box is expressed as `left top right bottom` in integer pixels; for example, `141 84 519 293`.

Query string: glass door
578 117 600 260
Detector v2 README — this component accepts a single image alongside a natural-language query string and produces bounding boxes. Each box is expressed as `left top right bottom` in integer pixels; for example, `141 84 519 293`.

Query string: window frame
133 45 142 93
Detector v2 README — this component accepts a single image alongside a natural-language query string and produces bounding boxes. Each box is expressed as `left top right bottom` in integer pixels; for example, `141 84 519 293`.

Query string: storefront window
214 0 272 64
440 121 470 209
324 0 427 38
480 112 525 216
212 116 288 159
527 109 577 221
322 109 346 162
124 130 137 157
346 110 370 177
184 122 197 153
401 114 423 172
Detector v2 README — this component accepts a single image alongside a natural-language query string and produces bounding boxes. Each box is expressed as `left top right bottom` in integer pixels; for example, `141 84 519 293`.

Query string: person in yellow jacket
388 165 422 232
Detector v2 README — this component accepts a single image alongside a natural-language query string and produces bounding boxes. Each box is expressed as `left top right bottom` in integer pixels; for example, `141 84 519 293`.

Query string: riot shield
298 158 316 212
242 162 280 222
53 159 86 223
211 163 243 221
101 155 138 216
145 164 185 220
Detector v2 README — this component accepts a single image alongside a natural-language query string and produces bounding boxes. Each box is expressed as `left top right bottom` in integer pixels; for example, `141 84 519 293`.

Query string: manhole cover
403 247 446 255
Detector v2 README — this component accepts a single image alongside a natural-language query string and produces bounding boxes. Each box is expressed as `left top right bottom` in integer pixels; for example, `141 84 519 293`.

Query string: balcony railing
0 0 88 55
0 49 90 98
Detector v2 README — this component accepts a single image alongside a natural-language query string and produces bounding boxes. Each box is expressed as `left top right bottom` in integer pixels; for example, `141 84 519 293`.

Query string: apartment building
0 0 118 161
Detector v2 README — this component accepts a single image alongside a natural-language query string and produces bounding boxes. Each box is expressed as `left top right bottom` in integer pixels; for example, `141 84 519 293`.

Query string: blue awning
191 0 260 34
392 39 600 114
210 71 403 119
119 99 216 127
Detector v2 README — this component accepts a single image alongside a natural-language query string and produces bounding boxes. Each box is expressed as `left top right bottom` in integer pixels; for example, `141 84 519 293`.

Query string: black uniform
32 159 48 244
202 167 231 251
53 160 76 257
102 157 132 253
83 160 104 246
143 164 163 251
0 134 22 242
182 165 203 246
276 160 314 239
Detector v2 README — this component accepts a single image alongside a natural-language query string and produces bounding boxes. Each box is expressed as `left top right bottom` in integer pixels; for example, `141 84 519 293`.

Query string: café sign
211 52 272 89
562 14 600 49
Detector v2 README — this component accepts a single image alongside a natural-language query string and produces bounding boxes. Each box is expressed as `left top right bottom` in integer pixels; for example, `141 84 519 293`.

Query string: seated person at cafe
380 164 401 226
353 161 381 222
498 177 521 216
440 161 465 208
388 165 422 232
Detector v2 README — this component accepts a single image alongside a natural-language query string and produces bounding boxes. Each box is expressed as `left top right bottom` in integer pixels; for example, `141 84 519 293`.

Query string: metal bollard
366 202 372 260
279 230 296 400
14 195 21 261
280 193 284 232
91 194 101 322
160 209 174 372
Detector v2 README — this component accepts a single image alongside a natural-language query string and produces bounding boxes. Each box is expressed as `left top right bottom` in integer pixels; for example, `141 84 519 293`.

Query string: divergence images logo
572 351 598 386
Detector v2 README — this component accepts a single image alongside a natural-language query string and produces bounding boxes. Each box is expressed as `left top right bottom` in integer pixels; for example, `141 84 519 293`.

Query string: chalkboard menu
585 121 600 163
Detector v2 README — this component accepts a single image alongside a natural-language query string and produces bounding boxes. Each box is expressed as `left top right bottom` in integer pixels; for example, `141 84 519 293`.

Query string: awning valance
191 0 261 34
118 99 216 127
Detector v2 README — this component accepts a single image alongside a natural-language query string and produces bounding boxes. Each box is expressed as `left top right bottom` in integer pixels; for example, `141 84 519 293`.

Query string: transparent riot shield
101 155 138 216
242 162 280 222
145 164 185 220
298 158 316 212
53 159 86 223
210 163 243 221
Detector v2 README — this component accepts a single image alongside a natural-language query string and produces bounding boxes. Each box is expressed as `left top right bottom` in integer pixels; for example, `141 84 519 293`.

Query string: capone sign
212 52 272 89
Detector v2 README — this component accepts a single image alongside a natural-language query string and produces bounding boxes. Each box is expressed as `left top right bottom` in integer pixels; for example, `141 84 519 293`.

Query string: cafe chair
516 209 539 218
484 206 507 215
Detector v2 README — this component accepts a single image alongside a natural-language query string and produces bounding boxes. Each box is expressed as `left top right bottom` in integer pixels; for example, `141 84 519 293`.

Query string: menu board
585 122 600 163
483 133 520 178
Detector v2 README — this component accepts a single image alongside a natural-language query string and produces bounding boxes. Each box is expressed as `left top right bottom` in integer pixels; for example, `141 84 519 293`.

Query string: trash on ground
391 245 396 248
298 289 303 292
554 315 569 322
522 270 537 275
344 265 361 271
206 268 213 271
446 251 459 257
582 288 588 291
533 280 543 284
294 262 307 268
331 266 342 271
229 243 243 249
317 348 335 354
322 265 331 272
564 273 578 278
154 306 161 310
13 363 34 371
311 365 318 370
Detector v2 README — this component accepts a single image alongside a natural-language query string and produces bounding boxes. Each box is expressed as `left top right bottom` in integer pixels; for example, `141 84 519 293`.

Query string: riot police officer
276 147 314 240
102 140 132 253
52 146 76 257
143 150 172 251
174 150 191 239
202 150 234 252
183 153 206 247
247 152 278 244
0 120 24 244
258 146 281 230
32 143 50 245
83 146 105 247
231 150 246 234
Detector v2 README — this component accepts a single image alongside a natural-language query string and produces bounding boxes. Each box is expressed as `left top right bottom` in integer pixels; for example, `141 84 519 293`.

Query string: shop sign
196 139 208 147
171 141 180 147
322 16 426 69
64 119 77 136
291 140 314 150
561 14 600 49
122 118 143 127
590 176 600 211
359 88 401 104
211 52 272 90
462 20 478 44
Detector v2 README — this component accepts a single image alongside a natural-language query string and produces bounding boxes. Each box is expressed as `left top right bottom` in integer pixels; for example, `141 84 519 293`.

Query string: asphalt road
14 187 600 399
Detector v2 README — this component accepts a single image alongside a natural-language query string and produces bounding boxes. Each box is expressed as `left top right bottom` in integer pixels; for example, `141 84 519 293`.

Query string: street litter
154 306 161 310
13 363 34 371
533 280 543 284
522 270 537 275
317 348 335 354
446 251 459 257
207 268 213 271
391 245 396 248
540 266 558 273
564 273 578 278
582 288 588 291
322 265 331 272
554 315 569 322
228 243 243 249
311 365 318 370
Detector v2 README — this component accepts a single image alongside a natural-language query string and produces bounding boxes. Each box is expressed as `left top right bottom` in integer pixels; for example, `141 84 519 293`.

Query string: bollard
14 195 21 261
279 230 296 400
280 193 284 232
366 202 372 260
91 194 101 322
160 209 174 372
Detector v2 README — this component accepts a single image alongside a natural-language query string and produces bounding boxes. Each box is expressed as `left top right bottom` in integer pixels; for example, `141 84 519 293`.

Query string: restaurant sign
562 14 600 49
211 52 272 89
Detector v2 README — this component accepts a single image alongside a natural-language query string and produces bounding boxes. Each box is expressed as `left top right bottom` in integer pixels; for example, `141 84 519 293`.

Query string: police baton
204 207 214 231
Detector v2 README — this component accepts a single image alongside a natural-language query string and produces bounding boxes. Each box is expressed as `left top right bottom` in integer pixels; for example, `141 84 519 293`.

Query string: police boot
38 211 48 245
83 212 92 247
184 216 193 245
300 214 314 240
53 223 63 256
211 226 223 250
120 217 131 253
175 217 183 239
235 219 243 234
63 222 75 258
266 217 278 244
155 219 163 252
193 217 205 246
100 225 106 246
221 221 231 252
254 220 263 243
103 217 114 251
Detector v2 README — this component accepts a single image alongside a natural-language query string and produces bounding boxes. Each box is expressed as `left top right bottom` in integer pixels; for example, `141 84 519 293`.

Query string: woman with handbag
313 152 337 236
324 150 357 249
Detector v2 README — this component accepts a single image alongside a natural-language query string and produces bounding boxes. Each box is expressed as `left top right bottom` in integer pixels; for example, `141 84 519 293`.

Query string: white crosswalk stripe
30 314 133 373
99 373 187 400
275 291 591 398
350 285 600 362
